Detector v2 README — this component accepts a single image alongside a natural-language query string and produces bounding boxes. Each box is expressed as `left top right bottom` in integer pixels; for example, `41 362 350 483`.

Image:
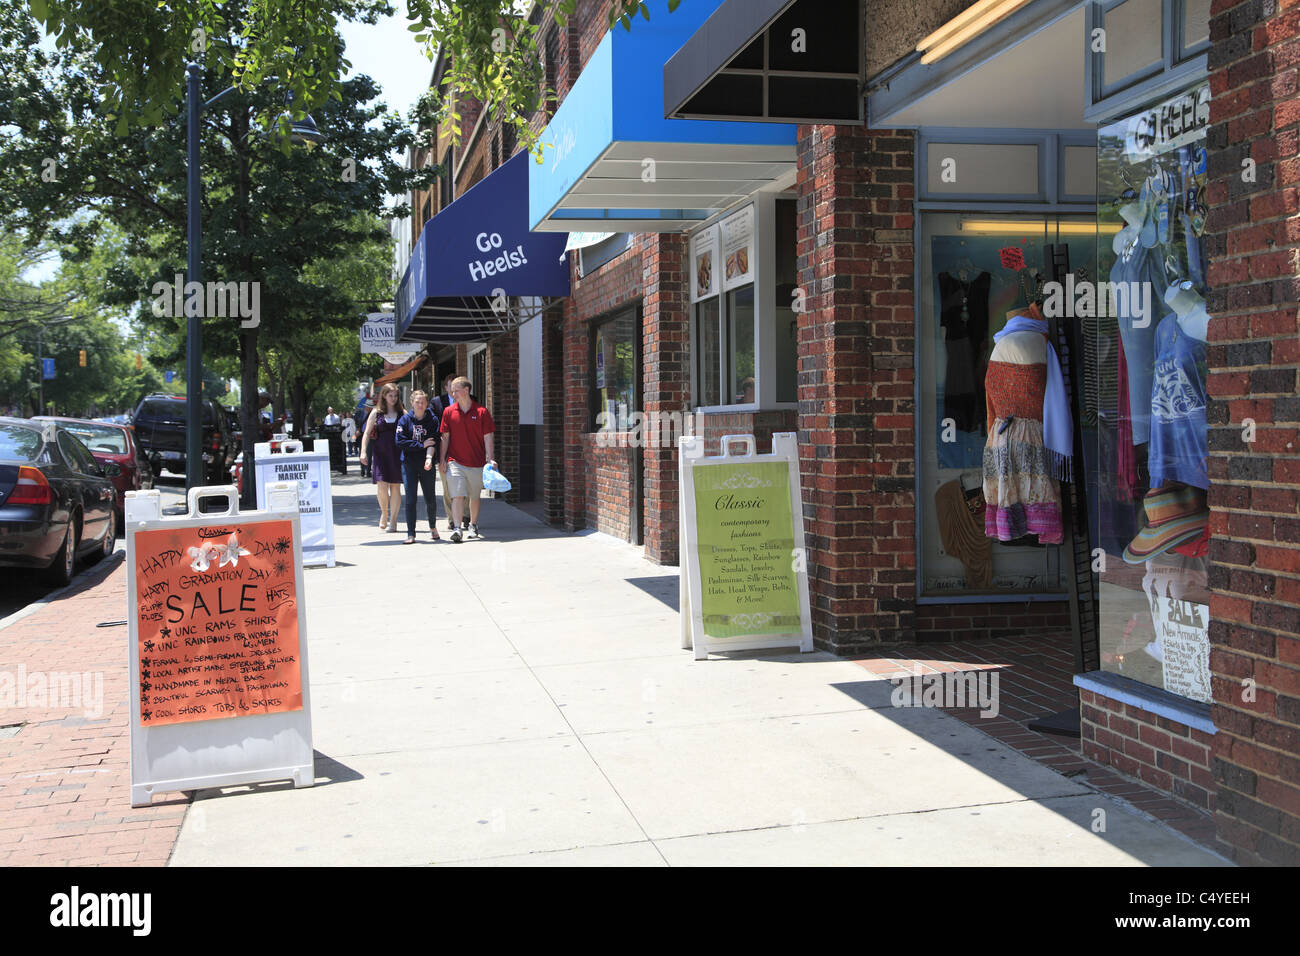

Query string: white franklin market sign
360 312 420 357
253 440 336 567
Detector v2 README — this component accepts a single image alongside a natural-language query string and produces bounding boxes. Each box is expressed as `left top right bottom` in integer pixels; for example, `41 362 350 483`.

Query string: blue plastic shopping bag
482 462 512 493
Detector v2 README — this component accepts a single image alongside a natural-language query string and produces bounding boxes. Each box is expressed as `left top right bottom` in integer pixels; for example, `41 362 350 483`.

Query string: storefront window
729 285 755 403
694 298 721 407
592 308 638 431
689 199 794 409
917 213 1097 597
1095 82 1211 702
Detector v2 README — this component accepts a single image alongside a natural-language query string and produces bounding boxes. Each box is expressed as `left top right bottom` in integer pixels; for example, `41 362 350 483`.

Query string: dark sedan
34 417 154 531
0 418 118 585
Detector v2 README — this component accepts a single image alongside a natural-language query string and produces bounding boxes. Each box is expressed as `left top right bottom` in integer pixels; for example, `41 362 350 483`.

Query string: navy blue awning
396 151 570 344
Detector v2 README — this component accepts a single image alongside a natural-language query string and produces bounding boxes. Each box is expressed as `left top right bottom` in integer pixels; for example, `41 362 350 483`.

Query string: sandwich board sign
253 439 336 567
679 432 814 660
125 483 314 806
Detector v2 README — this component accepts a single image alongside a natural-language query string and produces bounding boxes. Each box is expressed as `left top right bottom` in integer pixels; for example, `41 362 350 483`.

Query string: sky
338 1 436 129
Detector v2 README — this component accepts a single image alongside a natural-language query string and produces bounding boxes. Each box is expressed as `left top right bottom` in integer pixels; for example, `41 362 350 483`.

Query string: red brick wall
583 438 637 540
556 240 642 532
641 233 689 565
543 308 567 526
916 602 1072 641
698 410 798 456
487 334 519 504
1080 690 1217 814
1204 0 1300 866
795 124 917 652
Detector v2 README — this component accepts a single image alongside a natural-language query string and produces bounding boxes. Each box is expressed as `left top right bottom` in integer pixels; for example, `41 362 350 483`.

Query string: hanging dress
937 271 992 434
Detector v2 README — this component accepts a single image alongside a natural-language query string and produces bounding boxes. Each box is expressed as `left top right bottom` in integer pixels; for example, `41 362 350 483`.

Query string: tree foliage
407 0 680 155
26 0 392 136
22 0 679 156
5 0 429 497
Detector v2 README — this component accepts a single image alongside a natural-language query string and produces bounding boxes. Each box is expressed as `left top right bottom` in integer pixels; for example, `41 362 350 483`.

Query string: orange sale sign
133 518 303 727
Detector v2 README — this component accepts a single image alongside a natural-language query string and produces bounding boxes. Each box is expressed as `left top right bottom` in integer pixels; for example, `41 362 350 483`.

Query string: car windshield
63 424 127 454
0 423 43 461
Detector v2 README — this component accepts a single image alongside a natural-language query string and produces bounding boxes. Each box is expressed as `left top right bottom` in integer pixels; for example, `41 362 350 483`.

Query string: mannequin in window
982 275 1073 545
1147 280 1210 492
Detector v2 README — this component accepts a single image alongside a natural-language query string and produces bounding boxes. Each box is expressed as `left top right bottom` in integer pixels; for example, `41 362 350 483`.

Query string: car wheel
39 519 79 587
89 510 115 563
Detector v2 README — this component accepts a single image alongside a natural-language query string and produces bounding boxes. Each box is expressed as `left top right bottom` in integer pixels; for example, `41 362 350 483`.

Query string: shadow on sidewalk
190 751 363 803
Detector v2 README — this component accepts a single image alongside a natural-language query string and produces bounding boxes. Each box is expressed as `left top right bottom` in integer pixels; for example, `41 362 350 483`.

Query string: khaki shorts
445 461 483 500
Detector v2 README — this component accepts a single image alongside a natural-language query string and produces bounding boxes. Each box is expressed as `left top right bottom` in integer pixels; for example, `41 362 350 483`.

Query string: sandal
403 536 416 544
430 530 440 541
378 513 388 529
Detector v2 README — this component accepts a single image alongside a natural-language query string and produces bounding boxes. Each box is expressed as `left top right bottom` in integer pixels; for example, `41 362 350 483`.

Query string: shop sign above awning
664 0 862 125
529 0 796 234
396 151 570 345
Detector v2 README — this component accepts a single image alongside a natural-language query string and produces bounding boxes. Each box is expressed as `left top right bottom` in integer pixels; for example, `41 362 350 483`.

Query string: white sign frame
720 204 754 291
679 432 814 660
254 439 336 567
125 484 314 807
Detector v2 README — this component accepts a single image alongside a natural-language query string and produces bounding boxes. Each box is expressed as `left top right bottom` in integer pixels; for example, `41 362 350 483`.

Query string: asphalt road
0 472 188 621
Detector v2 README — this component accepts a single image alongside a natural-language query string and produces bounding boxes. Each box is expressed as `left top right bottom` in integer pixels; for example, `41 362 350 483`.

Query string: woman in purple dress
360 383 404 531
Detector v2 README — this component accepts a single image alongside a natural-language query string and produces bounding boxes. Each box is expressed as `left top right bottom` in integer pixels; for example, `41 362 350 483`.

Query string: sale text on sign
133 518 303 726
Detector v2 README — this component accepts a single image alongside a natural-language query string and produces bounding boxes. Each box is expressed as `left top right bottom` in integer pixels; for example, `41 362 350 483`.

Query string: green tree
23 0 677 154
3 0 434 501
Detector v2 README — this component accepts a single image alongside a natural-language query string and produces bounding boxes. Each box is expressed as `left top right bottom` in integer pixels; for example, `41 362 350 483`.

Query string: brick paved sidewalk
0 556 189 866
851 633 1221 853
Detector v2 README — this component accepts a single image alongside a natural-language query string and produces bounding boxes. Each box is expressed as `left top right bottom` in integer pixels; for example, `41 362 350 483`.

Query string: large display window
917 213 1098 598
1094 82 1211 702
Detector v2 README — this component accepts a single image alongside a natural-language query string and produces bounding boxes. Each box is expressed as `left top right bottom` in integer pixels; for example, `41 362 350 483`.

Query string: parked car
131 394 233 484
225 406 243 450
33 417 154 530
0 418 117 585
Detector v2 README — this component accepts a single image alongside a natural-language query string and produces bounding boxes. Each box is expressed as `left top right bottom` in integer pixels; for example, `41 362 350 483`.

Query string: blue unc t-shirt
1148 313 1208 490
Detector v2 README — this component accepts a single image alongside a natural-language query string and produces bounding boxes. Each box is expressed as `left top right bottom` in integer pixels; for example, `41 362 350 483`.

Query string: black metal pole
185 62 203 493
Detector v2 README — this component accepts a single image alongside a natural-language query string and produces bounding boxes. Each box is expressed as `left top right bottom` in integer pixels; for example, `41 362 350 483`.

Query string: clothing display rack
1027 243 1100 737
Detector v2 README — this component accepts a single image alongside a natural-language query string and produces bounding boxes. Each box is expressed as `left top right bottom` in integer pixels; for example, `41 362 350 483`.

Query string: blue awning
529 0 797 233
396 151 570 344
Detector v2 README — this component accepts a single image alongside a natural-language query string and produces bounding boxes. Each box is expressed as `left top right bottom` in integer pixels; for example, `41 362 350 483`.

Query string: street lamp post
185 63 203 493
181 63 324 495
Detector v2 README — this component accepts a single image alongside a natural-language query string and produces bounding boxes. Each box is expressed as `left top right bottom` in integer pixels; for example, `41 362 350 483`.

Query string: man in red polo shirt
439 376 496 542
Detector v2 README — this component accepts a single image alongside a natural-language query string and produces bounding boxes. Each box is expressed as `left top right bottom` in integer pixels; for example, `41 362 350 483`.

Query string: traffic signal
135 352 143 371
79 349 87 367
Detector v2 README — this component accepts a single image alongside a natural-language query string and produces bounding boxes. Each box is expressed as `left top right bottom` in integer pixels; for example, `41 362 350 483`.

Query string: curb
0 547 126 633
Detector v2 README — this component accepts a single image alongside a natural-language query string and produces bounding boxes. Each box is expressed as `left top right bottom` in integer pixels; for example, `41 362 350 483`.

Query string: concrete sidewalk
166 473 1228 866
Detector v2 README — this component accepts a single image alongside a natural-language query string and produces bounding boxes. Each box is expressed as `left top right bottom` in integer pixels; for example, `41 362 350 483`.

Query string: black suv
132 394 233 484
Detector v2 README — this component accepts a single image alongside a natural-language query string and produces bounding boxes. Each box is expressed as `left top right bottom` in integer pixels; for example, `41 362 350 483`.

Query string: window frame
1084 0 1210 122
687 191 797 414
588 303 643 434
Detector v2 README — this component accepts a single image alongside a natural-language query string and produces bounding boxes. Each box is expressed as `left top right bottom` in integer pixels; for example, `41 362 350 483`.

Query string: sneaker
470 523 482 539
447 519 457 532
450 530 462 543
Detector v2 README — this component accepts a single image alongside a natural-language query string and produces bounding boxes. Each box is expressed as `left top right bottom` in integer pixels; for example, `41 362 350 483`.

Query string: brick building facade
394 0 1299 864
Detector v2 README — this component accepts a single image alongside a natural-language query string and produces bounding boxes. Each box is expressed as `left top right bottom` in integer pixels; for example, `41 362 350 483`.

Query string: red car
34 417 154 531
